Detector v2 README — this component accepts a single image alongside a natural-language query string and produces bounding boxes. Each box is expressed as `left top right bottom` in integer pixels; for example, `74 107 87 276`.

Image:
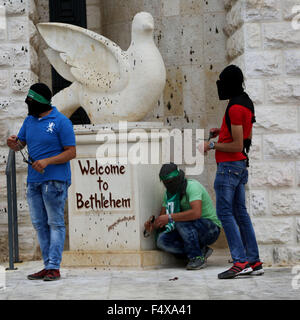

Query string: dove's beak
143 22 154 31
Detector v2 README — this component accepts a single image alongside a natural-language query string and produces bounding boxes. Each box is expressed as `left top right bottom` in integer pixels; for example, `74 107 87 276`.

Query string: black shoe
218 262 253 279
27 269 48 280
43 269 61 281
186 256 206 270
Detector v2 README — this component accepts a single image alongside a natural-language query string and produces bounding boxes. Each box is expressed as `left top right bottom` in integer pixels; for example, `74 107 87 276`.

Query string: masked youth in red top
203 65 264 279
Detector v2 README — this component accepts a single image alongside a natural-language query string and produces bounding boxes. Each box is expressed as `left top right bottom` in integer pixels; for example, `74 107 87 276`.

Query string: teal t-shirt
162 179 222 228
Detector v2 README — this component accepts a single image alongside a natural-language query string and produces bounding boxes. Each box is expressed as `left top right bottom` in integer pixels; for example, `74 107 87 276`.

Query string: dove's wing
37 23 130 92
44 48 77 83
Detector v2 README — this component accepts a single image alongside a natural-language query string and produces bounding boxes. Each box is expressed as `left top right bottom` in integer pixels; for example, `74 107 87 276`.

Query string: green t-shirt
162 179 222 228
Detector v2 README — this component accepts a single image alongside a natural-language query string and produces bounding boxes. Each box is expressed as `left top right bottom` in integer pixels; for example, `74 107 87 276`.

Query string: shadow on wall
69 107 91 125
212 229 228 249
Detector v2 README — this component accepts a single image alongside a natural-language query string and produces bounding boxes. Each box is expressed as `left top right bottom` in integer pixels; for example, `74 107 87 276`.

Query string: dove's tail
51 82 81 118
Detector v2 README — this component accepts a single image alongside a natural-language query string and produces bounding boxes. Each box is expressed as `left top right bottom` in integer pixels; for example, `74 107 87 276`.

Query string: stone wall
36 0 50 89
2 0 299 265
100 0 228 248
0 0 230 260
225 0 300 265
0 0 104 263
101 0 227 136
0 0 39 262
37 0 102 92
86 0 102 34
0 0 106 263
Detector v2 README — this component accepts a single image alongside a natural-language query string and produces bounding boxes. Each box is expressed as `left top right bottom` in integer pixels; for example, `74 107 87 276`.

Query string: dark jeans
214 160 260 263
156 218 220 259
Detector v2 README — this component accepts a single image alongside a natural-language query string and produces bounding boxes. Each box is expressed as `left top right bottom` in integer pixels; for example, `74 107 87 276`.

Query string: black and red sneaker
218 262 253 279
249 261 264 276
43 269 61 281
27 269 48 280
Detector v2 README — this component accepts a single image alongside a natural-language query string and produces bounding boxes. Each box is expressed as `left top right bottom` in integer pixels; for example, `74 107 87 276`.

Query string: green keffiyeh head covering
27 89 51 105
160 169 180 181
25 83 52 117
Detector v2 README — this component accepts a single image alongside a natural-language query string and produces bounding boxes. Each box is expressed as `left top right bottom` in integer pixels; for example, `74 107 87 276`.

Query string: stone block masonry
36 0 103 95
1 0 300 266
0 0 104 264
100 0 228 252
0 0 39 262
225 0 300 265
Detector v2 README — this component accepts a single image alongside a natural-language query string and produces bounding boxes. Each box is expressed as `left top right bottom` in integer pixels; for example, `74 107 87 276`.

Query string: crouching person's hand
154 214 168 229
144 215 155 233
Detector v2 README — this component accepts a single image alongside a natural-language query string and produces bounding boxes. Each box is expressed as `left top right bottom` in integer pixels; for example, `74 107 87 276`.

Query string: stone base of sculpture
61 122 179 268
62 250 184 268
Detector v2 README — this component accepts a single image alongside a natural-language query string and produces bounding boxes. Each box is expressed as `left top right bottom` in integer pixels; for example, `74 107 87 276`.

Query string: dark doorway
49 0 91 125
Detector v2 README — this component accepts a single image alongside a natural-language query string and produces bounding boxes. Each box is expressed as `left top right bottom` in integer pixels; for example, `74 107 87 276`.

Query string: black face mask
217 79 231 100
159 164 187 196
216 79 244 101
163 175 182 195
216 65 244 101
26 98 52 118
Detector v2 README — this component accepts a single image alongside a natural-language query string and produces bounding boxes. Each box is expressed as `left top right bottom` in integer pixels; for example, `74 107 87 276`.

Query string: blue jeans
27 180 69 270
156 218 220 259
214 160 260 263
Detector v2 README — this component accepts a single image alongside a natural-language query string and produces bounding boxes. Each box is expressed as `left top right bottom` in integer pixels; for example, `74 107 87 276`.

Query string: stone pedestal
62 122 177 268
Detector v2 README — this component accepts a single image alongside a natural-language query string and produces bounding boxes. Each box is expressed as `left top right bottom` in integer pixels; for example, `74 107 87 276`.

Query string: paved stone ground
0 254 299 300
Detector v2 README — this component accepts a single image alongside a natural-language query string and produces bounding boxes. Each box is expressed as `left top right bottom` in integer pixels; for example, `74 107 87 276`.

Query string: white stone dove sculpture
37 12 166 123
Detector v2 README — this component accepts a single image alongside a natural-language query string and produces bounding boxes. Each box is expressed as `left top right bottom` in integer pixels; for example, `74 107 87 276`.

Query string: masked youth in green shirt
144 163 221 270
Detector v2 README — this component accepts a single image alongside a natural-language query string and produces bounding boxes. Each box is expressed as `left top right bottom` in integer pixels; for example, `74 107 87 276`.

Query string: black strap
225 92 256 167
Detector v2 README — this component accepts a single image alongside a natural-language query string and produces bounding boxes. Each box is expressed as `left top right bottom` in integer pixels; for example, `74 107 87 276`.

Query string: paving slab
0 253 300 300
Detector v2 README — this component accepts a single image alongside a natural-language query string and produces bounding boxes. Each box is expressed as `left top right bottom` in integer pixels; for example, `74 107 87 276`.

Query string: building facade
0 0 300 265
